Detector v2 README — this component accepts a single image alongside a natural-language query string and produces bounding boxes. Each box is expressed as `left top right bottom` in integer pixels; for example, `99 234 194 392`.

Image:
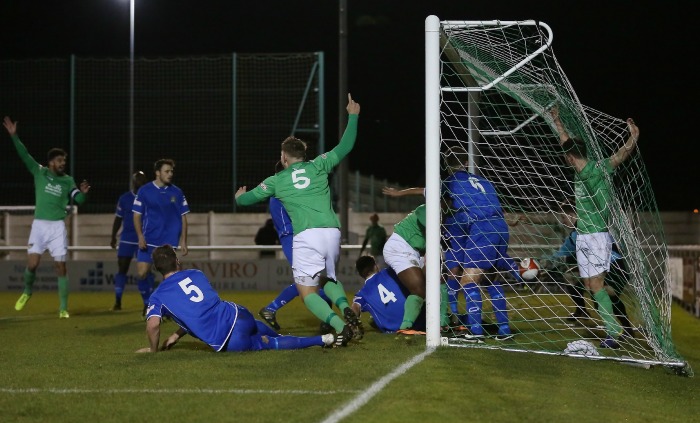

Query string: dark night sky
2 0 698 210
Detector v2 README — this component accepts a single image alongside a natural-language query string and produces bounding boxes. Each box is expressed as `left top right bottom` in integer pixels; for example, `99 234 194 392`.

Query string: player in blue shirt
442 146 519 340
136 245 336 353
351 255 426 333
258 196 334 334
109 171 149 311
133 159 190 315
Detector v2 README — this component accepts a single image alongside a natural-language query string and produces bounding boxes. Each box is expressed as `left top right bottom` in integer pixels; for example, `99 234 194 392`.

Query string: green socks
58 276 69 311
321 279 351 311
303 292 345 332
593 289 622 337
440 283 449 326
23 268 36 295
400 295 425 330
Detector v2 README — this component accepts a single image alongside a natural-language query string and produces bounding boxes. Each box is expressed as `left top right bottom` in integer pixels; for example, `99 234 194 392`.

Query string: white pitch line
319 346 437 423
0 388 360 395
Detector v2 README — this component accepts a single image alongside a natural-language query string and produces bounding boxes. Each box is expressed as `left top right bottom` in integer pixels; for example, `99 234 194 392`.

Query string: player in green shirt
359 213 388 266
381 204 431 334
235 93 362 347
551 105 639 349
3 116 90 318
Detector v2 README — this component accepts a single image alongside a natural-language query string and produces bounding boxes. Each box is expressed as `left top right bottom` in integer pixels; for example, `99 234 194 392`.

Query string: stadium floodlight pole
337 0 349 243
424 15 441 348
128 0 135 182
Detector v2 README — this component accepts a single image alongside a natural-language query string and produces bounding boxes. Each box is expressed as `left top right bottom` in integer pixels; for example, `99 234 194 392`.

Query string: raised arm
550 106 570 145
4 116 40 172
329 93 361 161
72 180 90 205
609 118 640 169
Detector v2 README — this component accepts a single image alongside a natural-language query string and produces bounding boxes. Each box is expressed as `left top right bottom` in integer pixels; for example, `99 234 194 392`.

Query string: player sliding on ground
136 245 335 353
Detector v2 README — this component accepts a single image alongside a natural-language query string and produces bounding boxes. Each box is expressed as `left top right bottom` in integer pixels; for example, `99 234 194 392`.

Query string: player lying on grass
135 245 337 353
351 255 426 333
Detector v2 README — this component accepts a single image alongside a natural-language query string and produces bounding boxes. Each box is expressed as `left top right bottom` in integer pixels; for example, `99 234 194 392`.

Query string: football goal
424 16 690 375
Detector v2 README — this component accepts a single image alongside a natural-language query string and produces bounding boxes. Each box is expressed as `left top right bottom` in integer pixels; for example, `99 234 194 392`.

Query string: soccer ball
518 258 540 281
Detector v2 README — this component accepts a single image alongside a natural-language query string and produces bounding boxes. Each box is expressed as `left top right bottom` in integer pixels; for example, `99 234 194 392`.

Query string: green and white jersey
393 204 427 253
237 115 358 235
12 135 85 221
575 159 614 235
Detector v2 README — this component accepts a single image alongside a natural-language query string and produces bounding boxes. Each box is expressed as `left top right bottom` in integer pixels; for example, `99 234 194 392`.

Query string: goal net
424 16 690 374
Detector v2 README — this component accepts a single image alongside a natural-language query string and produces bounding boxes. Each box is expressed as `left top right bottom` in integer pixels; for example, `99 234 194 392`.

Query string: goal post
425 16 690 374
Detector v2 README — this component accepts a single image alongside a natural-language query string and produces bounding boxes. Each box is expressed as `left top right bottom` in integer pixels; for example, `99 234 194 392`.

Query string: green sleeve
416 204 427 226
236 176 275 206
11 135 40 175
73 191 87 205
329 114 358 162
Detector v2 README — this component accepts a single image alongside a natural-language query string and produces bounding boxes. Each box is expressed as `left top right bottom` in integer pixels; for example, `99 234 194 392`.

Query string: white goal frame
424 16 553 347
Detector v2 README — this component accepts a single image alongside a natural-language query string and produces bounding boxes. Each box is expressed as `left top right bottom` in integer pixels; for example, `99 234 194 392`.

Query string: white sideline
319 346 436 423
0 387 360 395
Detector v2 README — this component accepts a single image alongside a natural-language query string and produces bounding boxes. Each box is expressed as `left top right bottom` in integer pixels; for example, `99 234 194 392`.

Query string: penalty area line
320 346 437 423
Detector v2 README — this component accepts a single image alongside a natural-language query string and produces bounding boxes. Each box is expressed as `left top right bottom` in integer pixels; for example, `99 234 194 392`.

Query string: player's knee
53 261 67 276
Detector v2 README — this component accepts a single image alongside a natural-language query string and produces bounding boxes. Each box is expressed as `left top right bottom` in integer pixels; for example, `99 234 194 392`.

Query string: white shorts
27 219 68 261
576 232 613 278
292 228 341 286
383 232 424 274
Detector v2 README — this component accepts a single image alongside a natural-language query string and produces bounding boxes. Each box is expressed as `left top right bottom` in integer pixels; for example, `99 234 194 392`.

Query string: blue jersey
442 170 511 270
353 268 425 332
443 170 504 232
269 197 293 263
146 269 238 352
115 191 138 244
132 182 190 247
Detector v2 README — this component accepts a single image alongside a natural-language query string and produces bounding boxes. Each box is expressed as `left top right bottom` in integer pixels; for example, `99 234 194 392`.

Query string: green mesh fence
0 53 324 213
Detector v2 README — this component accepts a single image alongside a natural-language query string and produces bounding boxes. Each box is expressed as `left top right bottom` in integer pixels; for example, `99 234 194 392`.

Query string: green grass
1 291 699 423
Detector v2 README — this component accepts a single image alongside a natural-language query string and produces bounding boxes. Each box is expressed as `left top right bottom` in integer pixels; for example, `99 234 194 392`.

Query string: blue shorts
136 245 156 264
280 232 293 264
444 218 510 270
225 306 278 352
117 241 139 259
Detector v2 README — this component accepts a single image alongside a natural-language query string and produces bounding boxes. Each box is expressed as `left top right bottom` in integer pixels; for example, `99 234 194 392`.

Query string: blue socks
464 283 483 335
486 283 510 335
265 285 333 312
114 272 127 303
137 273 155 305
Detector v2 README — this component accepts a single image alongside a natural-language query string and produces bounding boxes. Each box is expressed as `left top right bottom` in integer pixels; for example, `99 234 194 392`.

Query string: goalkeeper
3 116 90 318
551 105 639 349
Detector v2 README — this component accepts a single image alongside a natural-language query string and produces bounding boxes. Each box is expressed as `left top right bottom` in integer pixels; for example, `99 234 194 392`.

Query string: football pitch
1 291 699 423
